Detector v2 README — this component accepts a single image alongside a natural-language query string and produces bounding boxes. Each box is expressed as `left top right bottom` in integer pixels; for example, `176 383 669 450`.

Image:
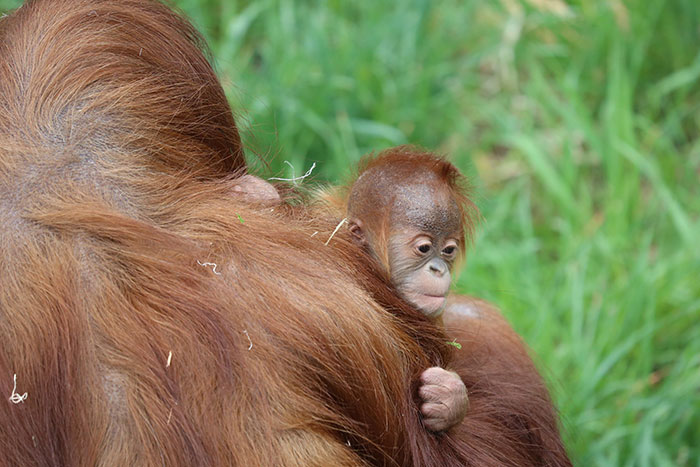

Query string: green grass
3 0 699 465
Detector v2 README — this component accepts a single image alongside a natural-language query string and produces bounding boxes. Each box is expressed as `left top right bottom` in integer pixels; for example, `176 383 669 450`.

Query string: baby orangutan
345 146 477 433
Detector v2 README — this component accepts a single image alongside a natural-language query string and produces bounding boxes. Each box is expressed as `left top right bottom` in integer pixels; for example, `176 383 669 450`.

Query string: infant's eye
442 245 457 257
417 244 431 254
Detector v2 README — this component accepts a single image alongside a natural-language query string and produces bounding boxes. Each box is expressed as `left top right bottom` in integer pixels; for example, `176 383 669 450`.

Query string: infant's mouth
408 293 447 316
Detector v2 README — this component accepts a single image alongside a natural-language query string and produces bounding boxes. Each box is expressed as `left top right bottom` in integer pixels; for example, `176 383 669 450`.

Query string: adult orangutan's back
0 1 569 465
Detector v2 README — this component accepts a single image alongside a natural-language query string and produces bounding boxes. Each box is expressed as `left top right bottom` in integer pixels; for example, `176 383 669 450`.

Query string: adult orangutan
0 1 570 466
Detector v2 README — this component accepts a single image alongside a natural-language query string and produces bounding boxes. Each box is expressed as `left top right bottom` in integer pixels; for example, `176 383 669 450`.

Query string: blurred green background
3 0 698 465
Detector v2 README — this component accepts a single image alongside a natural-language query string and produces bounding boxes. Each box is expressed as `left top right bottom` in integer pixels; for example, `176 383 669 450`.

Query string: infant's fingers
420 366 452 385
418 383 449 403
421 413 450 433
418 367 469 432
421 401 448 418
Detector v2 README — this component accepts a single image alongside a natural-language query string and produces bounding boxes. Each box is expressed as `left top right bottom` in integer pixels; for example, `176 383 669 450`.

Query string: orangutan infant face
387 225 459 318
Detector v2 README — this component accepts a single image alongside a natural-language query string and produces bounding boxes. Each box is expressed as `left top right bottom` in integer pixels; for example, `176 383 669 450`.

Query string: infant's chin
406 292 447 318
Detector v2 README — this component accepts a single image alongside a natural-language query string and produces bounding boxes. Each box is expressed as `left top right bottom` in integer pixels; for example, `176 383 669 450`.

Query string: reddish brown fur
0 1 569 465
441 296 572 465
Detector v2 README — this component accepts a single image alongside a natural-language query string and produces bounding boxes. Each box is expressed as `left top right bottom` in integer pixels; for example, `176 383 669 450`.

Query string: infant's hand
418 366 468 432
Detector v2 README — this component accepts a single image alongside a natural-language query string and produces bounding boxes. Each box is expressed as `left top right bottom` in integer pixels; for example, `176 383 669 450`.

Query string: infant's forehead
388 177 461 235
352 165 462 234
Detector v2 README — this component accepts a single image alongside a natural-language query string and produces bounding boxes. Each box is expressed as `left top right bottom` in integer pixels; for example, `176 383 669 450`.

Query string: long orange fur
0 1 569 465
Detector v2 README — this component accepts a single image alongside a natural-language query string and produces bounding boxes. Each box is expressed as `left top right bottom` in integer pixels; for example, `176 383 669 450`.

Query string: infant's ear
347 218 367 246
